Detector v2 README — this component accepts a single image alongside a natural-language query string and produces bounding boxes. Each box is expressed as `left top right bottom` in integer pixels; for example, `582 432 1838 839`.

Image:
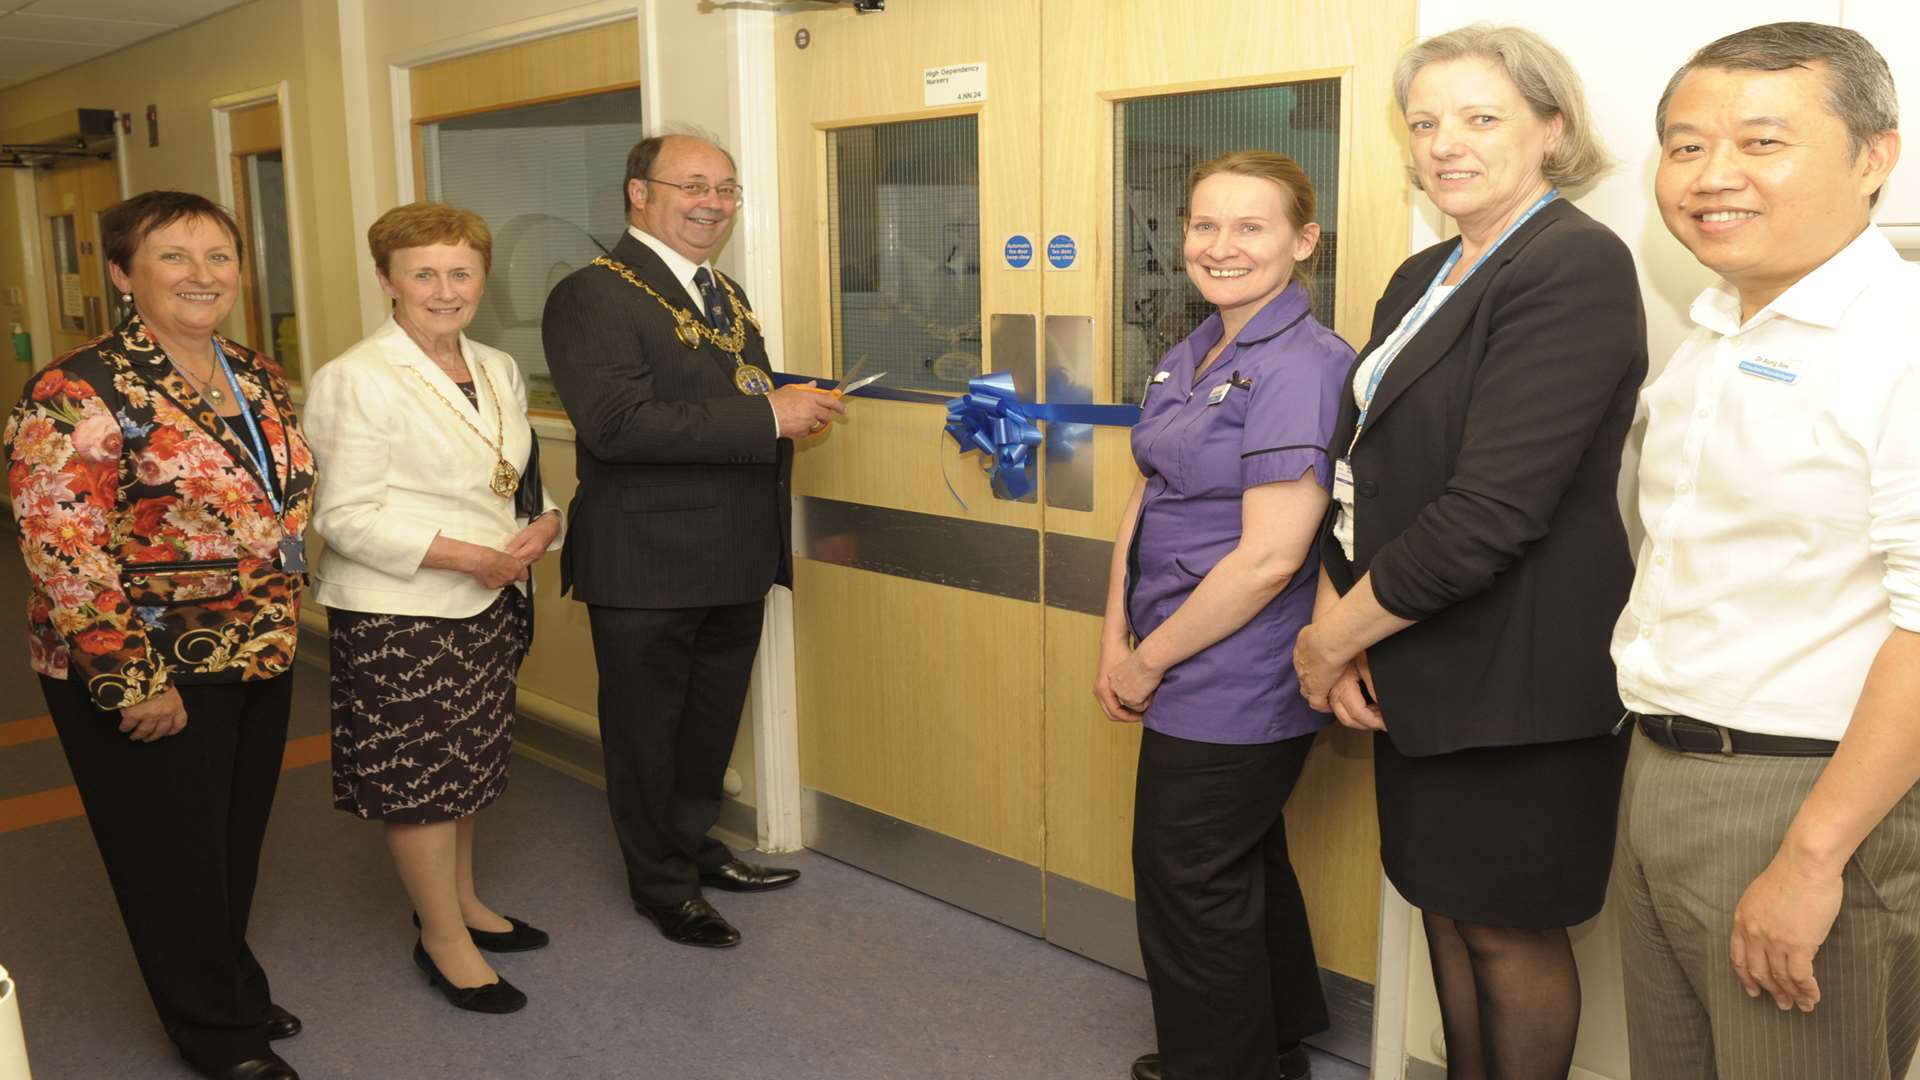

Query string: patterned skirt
328 587 531 823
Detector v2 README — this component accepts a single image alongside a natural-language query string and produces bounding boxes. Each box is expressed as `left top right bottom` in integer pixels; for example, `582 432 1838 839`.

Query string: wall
0 0 768 812
0 0 364 396
1393 2 1918 1078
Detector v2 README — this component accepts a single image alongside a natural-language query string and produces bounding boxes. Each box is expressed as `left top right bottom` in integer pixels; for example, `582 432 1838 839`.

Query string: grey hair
1655 21 1898 158
1394 24 1611 191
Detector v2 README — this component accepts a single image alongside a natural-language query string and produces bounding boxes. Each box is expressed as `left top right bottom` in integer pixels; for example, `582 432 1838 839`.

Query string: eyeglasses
644 177 745 202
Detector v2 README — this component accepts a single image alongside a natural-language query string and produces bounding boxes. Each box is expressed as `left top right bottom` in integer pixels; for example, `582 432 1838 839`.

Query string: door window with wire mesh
1112 79 1341 405
827 115 981 394
421 88 642 411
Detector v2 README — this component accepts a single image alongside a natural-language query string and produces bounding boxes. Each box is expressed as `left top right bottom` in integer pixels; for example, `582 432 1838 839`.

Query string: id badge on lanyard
1336 188 1559 494
213 341 304 572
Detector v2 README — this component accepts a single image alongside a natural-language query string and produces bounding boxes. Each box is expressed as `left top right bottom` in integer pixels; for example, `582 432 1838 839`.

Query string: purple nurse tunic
1125 283 1354 745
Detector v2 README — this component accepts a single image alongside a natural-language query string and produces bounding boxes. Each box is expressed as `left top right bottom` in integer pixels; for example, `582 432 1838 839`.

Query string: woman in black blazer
1292 27 1647 1080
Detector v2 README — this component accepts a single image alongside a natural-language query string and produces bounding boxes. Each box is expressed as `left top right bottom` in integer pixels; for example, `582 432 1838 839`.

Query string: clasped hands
467 512 562 589
1093 636 1165 724
1292 624 1384 731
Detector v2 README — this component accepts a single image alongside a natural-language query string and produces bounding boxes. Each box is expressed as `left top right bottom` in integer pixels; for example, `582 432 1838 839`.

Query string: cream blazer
303 317 561 619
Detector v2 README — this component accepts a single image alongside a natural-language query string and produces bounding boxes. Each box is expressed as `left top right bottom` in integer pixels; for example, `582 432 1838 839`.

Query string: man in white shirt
1611 22 1920 1079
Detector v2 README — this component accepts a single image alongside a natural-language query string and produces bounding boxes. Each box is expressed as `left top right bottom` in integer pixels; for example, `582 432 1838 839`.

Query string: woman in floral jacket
4 191 315 1080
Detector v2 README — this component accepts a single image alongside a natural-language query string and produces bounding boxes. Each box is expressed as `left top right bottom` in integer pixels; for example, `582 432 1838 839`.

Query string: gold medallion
490 459 519 498
734 364 774 396
675 322 703 349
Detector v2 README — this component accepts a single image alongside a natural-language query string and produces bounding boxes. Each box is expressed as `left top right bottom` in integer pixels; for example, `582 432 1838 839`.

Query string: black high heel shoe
411 911 550 952
411 939 528 1014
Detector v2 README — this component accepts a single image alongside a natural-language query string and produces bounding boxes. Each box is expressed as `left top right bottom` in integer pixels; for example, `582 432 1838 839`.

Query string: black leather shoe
412 940 528 1013
264 1004 301 1041
412 911 550 952
1130 1053 1161 1080
638 897 741 948
698 858 801 893
212 1054 299 1080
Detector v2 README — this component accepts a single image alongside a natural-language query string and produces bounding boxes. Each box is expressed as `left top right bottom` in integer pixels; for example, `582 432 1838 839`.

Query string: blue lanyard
1354 188 1560 438
212 340 283 518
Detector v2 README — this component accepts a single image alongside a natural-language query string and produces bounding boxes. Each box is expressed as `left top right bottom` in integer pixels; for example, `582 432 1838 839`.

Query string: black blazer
1322 199 1647 756
542 232 792 609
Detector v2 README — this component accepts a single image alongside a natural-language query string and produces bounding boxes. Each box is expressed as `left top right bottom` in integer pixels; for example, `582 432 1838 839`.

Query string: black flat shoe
411 940 528 1014
698 858 801 893
411 911 550 952
211 1053 299 1080
264 1004 301 1041
1130 1053 1161 1080
638 897 740 948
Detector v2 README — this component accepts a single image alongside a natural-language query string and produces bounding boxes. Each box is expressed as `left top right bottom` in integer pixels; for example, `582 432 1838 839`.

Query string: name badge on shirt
278 537 308 573
1206 383 1232 406
1738 355 1802 385
1333 458 1355 504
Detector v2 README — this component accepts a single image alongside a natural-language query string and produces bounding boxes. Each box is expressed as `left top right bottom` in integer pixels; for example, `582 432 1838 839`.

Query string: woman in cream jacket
304 203 560 1015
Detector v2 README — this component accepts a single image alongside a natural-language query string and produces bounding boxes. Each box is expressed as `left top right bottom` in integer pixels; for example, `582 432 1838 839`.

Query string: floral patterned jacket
4 316 316 709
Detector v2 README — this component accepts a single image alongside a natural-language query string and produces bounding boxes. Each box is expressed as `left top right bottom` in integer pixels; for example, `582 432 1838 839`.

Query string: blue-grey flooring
0 545 1368 1079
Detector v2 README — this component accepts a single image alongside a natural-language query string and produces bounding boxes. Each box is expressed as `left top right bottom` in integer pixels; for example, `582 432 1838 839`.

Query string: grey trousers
1612 729 1920 1080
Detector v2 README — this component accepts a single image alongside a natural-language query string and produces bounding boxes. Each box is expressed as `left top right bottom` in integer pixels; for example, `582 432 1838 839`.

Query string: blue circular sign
1004 234 1034 269
1047 234 1077 269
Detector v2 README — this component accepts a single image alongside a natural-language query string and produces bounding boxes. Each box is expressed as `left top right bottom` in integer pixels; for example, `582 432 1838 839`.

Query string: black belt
1630 712 1838 757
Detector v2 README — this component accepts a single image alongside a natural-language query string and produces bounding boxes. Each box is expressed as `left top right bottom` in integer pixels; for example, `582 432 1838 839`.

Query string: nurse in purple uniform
1095 150 1354 1080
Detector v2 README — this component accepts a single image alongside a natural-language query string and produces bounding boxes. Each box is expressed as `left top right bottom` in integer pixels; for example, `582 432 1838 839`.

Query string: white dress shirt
627 225 779 437
1333 282 1455 559
1613 226 1920 739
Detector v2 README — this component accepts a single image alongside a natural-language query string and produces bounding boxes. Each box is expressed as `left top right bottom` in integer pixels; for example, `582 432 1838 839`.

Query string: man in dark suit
542 133 842 948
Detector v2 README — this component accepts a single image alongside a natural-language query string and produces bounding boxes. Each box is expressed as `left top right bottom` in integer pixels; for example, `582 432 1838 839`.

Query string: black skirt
1374 727 1630 928
328 587 530 824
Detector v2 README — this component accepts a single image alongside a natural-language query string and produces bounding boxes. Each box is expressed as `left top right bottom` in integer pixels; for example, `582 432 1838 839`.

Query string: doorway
774 0 1415 1064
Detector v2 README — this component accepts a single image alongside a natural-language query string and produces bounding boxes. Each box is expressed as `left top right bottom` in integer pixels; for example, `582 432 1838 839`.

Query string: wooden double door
773 0 1413 1052
36 156 122 359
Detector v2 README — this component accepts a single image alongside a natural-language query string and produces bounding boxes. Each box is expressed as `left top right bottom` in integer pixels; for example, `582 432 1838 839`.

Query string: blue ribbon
770 370 1141 503
944 372 1048 500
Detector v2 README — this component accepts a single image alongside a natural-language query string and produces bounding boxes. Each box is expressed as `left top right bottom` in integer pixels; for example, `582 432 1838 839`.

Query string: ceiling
0 0 253 93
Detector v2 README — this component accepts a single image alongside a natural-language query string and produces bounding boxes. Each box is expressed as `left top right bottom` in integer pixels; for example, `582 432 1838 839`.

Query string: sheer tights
1423 912 1581 1080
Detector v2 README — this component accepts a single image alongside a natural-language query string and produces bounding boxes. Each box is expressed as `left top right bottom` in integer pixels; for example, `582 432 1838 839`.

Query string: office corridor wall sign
924 62 987 106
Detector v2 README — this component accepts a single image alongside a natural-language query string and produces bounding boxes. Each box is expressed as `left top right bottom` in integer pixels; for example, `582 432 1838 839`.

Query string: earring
121 293 132 303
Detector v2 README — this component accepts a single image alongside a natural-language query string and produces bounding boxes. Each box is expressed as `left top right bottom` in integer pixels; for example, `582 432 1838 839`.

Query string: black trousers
40 672 292 1072
1133 727 1329 1080
587 600 763 907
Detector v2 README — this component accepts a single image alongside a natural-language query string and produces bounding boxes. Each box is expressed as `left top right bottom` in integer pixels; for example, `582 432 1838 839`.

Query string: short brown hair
100 191 243 274
1395 24 1611 190
1186 150 1322 286
623 129 737 213
366 202 493 275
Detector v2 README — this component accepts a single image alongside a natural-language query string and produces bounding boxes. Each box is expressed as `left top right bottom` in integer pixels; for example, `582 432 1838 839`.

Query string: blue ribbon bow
944 372 1047 500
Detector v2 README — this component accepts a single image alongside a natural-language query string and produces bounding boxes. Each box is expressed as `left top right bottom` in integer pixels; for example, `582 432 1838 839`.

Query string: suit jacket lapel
1354 199 1573 443
611 232 702 312
609 233 760 381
